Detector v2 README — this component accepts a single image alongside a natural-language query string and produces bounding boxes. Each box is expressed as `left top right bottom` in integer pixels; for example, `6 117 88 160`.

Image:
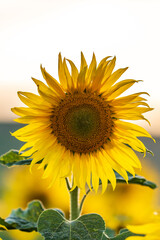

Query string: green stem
70 187 79 220
79 188 91 215
65 177 71 191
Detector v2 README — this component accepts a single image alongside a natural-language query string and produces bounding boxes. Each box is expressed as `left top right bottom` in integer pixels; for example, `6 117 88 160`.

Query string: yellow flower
12 52 153 192
126 215 160 240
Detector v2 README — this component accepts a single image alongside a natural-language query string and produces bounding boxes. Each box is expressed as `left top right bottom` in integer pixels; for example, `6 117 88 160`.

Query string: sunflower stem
79 188 91 215
65 177 71 191
70 187 79 220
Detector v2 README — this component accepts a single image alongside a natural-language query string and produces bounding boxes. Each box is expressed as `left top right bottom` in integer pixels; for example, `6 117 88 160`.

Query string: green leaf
102 228 116 239
38 209 105 240
0 150 32 166
0 218 11 230
146 148 154 156
102 232 110 240
115 172 157 189
109 228 144 240
0 150 42 167
0 200 44 232
105 228 116 238
99 171 157 189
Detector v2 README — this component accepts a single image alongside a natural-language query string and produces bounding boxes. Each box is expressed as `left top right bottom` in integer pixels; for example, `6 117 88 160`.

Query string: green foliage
37 209 105 240
99 171 157 189
0 150 32 166
110 229 135 239
0 202 146 239
0 218 11 230
0 200 44 232
104 228 116 238
115 171 157 189
102 228 144 240
102 228 116 239
110 228 144 240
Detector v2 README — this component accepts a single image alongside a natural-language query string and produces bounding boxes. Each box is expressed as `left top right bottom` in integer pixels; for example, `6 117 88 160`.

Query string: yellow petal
101 148 128 182
80 52 88 71
42 145 65 179
14 115 50 124
30 136 57 170
58 52 68 89
90 154 100 193
66 59 79 86
116 107 153 115
32 78 58 98
17 91 50 108
91 64 106 92
11 122 51 137
114 140 142 168
19 141 37 153
79 154 88 192
106 79 140 100
12 107 51 117
63 58 74 90
86 52 97 87
114 112 151 125
114 129 146 156
100 67 128 94
40 65 65 97
103 56 116 80
106 141 135 175
77 66 87 91
97 56 111 68
115 120 154 140
59 150 72 178
72 153 81 187
98 151 116 190
37 84 59 106
112 101 150 110
112 92 149 106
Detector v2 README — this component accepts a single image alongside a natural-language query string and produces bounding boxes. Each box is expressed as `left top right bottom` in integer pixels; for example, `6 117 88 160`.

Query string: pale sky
0 0 160 136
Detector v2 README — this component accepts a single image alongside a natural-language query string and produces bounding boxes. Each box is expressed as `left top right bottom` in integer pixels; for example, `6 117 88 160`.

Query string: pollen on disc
51 92 113 153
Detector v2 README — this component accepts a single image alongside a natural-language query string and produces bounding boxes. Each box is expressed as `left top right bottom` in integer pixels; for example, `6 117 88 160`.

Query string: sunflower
126 214 160 240
12 52 153 193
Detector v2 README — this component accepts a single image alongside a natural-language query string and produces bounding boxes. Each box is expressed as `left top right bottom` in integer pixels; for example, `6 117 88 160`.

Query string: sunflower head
11 52 154 193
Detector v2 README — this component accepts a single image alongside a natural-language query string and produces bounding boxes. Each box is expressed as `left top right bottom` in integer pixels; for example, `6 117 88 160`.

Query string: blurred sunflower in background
0 159 159 239
126 213 160 240
11 53 154 193
0 166 69 240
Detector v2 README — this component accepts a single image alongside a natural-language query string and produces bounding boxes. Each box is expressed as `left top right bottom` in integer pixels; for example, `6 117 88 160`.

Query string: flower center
66 105 100 139
51 92 113 153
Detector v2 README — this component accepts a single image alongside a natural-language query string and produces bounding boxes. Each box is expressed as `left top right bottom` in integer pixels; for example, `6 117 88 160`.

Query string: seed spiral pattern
51 92 114 153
